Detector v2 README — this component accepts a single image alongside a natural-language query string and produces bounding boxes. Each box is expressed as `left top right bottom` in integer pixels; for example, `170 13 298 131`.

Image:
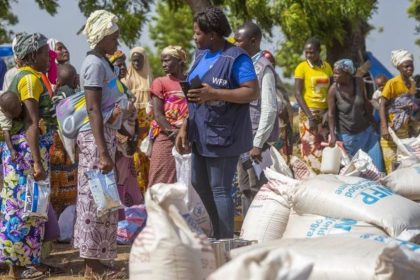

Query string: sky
7 0 420 78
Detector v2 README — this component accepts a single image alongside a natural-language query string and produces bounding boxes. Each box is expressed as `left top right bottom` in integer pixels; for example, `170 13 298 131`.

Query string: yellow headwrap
107 50 126 64
161 45 187 64
122 47 153 110
83 10 119 49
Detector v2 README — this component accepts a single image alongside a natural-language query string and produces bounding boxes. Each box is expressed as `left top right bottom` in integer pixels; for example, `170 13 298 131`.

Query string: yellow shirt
381 75 416 136
16 66 44 102
294 60 333 109
381 75 416 101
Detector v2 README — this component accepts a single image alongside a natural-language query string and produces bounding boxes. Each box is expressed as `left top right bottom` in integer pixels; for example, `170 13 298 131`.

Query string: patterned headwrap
161 45 187 63
13 32 48 60
83 10 119 49
334 59 355 75
391 49 413 68
107 50 126 64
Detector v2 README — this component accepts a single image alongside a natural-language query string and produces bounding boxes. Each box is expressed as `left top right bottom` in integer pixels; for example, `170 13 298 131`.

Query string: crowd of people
0 5 417 280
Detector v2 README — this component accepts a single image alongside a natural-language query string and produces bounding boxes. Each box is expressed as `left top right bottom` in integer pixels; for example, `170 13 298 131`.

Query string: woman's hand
187 83 215 104
99 152 114 174
329 134 337 147
33 161 47 181
249 147 263 163
381 125 390 140
175 125 190 154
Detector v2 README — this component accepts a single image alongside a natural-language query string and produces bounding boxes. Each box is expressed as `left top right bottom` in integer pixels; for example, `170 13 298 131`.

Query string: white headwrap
47 38 60 51
391 49 413 68
82 10 119 49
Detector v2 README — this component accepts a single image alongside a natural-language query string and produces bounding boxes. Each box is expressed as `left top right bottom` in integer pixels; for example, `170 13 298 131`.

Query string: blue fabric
337 125 384 172
0 59 6 89
191 146 239 238
189 51 256 87
187 43 255 157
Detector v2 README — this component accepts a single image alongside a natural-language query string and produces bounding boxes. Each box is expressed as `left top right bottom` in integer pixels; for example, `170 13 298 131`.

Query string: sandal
19 267 46 280
34 264 65 275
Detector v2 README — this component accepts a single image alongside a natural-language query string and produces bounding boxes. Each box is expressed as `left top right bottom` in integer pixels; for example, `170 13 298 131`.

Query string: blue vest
187 43 254 157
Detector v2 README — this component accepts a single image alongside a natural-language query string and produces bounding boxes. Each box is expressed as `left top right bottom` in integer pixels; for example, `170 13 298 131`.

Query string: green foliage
147 1 194 77
272 0 377 76
0 0 58 43
78 0 151 48
408 0 420 46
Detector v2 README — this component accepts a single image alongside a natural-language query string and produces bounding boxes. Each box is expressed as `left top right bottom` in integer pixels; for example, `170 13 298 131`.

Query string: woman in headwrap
74 10 126 279
380 49 416 173
0 32 55 279
46 38 70 85
122 47 153 192
148 46 188 186
328 59 384 172
108 50 142 218
294 37 332 173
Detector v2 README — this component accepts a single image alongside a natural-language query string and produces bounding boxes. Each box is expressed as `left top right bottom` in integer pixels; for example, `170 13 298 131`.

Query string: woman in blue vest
175 7 259 238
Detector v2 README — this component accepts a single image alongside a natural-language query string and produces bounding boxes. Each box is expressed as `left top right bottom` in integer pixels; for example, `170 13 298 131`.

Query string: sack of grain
230 234 420 280
282 212 386 239
339 149 383 181
240 170 297 243
292 174 420 241
381 163 420 200
129 183 216 280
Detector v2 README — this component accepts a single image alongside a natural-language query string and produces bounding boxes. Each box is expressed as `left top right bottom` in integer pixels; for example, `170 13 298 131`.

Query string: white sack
289 156 316 180
292 174 420 241
381 163 420 200
230 234 420 280
172 148 212 236
129 183 216 280
208 247 313 280
240 170 297 243
282 212 386 239
269 146 293 177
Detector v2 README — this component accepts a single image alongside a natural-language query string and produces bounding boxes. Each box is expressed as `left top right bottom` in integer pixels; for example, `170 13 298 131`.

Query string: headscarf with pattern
82 10 119 49
107 50 126 64
161 45 187 64
334 59 355 75
391 49 413 68
13 32 48 60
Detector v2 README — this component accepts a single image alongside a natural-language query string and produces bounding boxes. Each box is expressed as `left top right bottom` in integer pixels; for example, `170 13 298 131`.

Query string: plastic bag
339 149 383 181
140 136 152 157
117 205 147 245
58 204 76 242
23 176 50 219
85 170 122 216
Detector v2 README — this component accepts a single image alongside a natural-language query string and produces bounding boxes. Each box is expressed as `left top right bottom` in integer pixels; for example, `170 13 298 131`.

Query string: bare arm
295 78 312 118
379 96 389 138
152 96 172 132
85 88 113 172
23 99 46 180
187 80 259 104
327 84 337 146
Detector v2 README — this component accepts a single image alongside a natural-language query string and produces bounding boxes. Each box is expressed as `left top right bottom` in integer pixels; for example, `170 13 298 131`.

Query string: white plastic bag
339 149 383 181
282 212 386 239
140 136 152 157
240 170 297 243
172 148 212 236
130 183 216 280
389 127 420 163
58 204 76 242
381 163 420 200
23 176 50 219
290 156 316 180
85 170 122 217
292 174 420 241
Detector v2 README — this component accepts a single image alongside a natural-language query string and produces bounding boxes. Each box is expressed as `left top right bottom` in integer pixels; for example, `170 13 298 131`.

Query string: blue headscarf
334 59 355 75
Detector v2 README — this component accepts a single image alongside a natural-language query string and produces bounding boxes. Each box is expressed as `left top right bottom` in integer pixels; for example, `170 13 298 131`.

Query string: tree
408 0 420 46
0 0 59 43
147 0 193 76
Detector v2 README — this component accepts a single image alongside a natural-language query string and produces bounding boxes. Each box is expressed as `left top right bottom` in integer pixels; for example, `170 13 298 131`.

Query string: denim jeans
191 148 239 239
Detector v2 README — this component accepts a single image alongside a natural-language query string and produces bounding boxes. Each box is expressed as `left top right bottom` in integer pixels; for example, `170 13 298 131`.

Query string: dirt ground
0 242 130 279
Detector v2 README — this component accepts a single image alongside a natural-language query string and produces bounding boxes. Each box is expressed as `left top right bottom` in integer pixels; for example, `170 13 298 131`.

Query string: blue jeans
191 147 239 238
337 125 385 172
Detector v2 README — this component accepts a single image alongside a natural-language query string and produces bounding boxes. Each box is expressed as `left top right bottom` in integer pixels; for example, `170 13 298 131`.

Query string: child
0 91 22 160
371 74 388 111
55 63 79 97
